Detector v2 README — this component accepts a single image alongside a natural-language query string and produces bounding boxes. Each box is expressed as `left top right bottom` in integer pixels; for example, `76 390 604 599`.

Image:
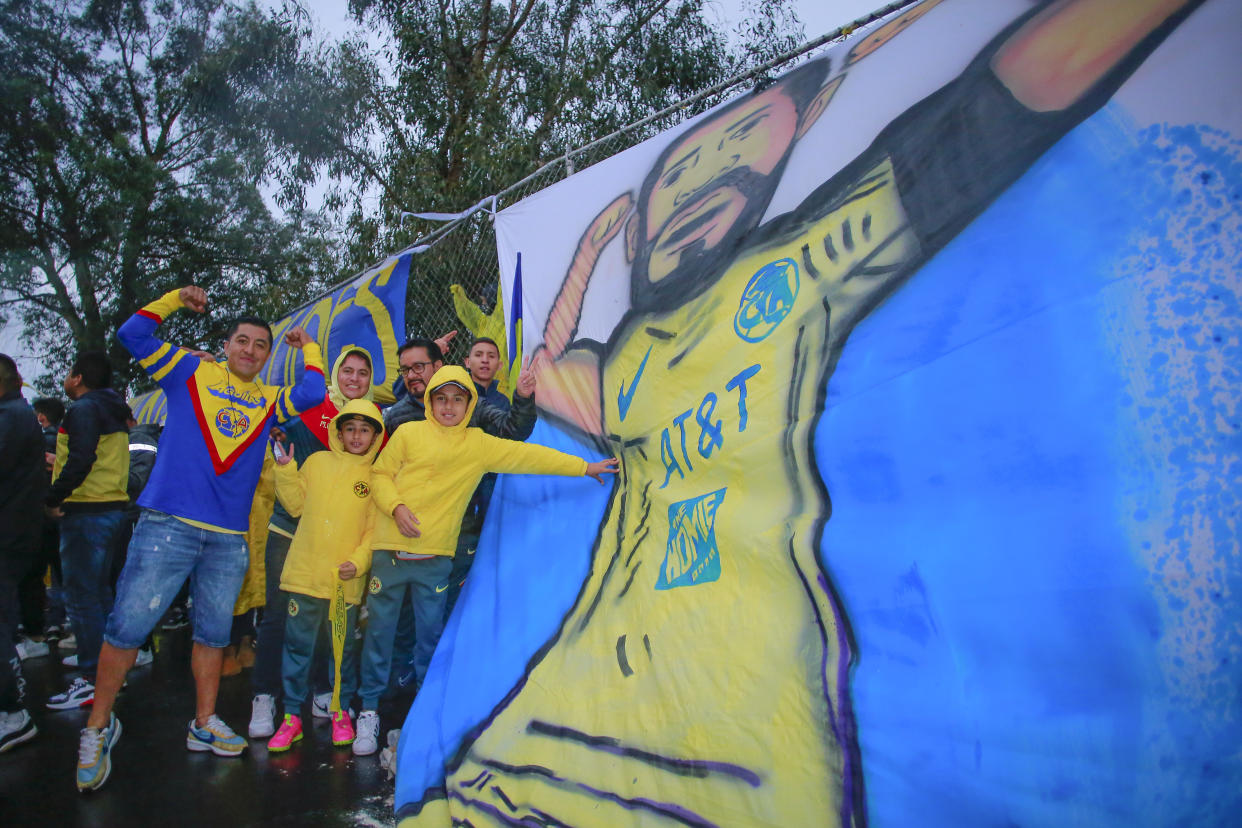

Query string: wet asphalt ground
0 627 408 827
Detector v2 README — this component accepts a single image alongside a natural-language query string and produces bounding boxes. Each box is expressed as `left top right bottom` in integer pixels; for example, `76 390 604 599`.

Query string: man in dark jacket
44 352 131 711
0 354 44 752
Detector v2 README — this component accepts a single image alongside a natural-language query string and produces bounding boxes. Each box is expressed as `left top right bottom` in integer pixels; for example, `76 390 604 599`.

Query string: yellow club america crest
368 576 381 595
353 481 370 498
287 597 299 617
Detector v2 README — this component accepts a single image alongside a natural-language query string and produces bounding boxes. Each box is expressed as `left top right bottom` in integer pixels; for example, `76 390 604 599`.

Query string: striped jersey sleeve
117 290 200 389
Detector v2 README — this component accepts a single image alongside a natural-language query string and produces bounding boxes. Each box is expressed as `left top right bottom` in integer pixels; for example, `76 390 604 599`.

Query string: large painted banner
397 0 1241 824
130 252 411 423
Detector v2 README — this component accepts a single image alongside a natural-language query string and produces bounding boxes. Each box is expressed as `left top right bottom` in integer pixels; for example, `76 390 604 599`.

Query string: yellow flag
329 575 347 713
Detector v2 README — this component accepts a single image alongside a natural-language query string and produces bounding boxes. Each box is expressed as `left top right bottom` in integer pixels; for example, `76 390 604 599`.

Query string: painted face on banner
629 83 804 304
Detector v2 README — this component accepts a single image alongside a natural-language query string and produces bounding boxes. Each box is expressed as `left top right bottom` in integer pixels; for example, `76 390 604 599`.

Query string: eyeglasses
397 362 433 377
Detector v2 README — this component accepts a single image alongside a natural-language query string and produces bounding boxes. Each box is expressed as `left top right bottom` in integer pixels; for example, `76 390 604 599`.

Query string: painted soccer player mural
399 0 1235 824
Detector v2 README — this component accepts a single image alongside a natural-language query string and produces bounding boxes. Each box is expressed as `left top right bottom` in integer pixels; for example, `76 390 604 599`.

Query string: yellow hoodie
273 398 385 604
370 365 588 557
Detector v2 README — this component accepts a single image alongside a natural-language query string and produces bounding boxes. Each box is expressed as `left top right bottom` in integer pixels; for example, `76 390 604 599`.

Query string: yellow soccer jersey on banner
424 160 920 827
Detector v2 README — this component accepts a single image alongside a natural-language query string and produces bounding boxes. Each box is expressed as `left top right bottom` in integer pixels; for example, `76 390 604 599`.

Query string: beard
629 167 779 313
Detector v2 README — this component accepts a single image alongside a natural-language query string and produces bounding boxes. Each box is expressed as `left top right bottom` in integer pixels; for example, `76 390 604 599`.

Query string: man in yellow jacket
355 366 617 756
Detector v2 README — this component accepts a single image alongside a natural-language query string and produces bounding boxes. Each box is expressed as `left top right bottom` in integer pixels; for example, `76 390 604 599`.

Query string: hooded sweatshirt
270 345 375 537
48 387 132 511
273 398 384 604
370 365 588 557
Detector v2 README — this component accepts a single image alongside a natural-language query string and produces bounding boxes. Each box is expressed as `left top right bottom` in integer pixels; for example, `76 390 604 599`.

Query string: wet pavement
0 628 406 827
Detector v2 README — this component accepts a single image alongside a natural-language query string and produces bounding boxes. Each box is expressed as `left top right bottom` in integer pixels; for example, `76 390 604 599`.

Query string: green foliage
0 0 371 390
337 0 802 358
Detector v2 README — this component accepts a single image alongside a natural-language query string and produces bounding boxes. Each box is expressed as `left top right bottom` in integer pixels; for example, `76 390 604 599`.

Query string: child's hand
585 457 620 483
272 439 293 465
338 562 357 580
393 504 421 538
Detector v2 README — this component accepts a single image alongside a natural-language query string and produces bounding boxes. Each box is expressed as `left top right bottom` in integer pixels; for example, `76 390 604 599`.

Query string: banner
397 0 1241 826
129 252 411 423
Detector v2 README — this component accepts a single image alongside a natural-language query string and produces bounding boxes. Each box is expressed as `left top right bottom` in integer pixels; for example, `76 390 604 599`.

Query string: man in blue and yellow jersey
74 285 325 792
43 352 131 714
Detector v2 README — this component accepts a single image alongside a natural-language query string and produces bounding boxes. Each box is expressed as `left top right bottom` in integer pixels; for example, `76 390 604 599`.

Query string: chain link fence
384 2 913 386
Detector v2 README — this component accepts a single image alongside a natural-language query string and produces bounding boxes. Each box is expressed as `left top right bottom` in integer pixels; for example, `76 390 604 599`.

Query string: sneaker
186 715 246 756
160 607 190 630
76 713 122 792
58 633 77 650
47 677 94 710
352 710 380 756
0 709 38 754
330 711 355 746
43 624 64 639
16 638 49 660
378 728 401 779
266 714 302 752
133 647 154 668
311 691 332 719
62 654 78 667
248 694 276 739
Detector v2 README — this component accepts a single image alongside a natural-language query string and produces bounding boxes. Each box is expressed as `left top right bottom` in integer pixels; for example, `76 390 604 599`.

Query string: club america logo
215 406 250 439
353 481 370 498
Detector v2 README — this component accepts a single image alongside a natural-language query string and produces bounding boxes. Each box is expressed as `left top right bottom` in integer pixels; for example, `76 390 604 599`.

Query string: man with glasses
384 338 536 437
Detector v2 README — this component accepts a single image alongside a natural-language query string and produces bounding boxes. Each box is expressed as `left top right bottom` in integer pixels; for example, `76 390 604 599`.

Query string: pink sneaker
331 711 355 747
267 714 302 752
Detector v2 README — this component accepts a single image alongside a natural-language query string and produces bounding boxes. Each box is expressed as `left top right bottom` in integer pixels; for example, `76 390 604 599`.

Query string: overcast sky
295 0 887 47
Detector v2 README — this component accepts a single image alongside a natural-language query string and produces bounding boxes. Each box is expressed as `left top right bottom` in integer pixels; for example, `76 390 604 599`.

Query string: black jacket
0 389 47 547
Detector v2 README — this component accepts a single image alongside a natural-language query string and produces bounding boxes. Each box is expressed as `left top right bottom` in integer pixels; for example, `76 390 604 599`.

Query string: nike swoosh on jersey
617 345 653 422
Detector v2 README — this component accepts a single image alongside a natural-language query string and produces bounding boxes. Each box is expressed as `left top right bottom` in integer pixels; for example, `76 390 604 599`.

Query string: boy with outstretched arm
352 365 618 756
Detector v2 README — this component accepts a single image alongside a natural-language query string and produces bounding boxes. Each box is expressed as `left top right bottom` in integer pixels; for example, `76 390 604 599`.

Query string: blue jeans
105 510 248 649
359 553 452 709
252 530 291 697
60 510 125 680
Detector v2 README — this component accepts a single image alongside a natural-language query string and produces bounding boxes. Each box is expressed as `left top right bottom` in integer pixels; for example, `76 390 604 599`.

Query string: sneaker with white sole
61 654 78 668
77 713 122 792
58 634 77 650
16 638 49 660
133 647 154 667
47 677 94 710
311 691 332 719
352 710 380 756
248 694 276 739
0 709 38 753
186 715 246 756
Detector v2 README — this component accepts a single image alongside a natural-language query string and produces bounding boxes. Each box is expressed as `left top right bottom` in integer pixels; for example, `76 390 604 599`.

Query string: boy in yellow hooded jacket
354 365 617 756
268 398 386 751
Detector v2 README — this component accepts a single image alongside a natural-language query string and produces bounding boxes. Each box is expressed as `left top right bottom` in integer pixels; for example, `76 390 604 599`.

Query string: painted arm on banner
528 192 633 438
117 287 204 389
991 0 1197 112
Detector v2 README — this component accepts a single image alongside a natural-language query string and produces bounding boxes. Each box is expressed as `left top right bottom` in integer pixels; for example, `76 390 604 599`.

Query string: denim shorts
105 509 249 649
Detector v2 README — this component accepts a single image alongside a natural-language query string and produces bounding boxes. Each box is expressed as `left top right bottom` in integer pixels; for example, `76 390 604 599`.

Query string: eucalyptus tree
0 0 373 388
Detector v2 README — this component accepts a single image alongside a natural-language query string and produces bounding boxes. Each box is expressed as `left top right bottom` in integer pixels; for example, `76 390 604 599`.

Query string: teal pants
281 592 359 714
359 553 452 709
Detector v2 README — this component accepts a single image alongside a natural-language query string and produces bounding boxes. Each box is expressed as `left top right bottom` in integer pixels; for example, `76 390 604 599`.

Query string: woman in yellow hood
267 398 385 752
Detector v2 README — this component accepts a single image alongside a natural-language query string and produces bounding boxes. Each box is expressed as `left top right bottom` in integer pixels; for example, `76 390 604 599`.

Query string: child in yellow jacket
267 398 385 752
352 365 618 756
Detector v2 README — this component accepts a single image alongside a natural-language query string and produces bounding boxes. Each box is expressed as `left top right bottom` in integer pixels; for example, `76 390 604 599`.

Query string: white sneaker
311 691 332 719
16 638 49 660
248 694 276 739
58 634 77 650
62 654 79 668
352 710 380 756
133 647 154 667
0 710 38 753
378 728 401 779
